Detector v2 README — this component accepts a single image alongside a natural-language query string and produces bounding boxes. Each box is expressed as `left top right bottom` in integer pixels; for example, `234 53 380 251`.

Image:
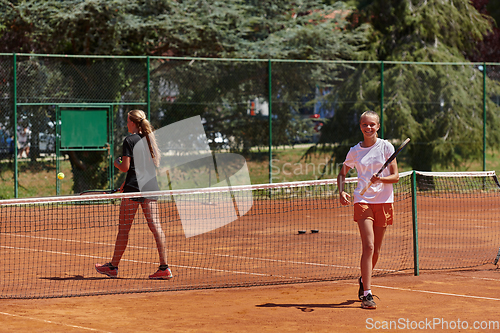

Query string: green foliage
3 0 498 182
486 1 500 28
237 1 369 60
1 0 368 58
1 0 369 192
320 0 500 172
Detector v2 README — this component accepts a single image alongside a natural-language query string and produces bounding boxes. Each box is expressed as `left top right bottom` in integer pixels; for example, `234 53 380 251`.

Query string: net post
268 59 273 184
482 62 486 172
411 170 419 276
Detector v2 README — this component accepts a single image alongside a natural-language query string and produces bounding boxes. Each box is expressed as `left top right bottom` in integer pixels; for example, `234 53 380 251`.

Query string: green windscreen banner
61 109 108 148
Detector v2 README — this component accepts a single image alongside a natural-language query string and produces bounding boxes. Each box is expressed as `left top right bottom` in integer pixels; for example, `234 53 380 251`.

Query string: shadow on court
41 275 103 281
40 276 151 281
2 269 499 333
256 299 358 311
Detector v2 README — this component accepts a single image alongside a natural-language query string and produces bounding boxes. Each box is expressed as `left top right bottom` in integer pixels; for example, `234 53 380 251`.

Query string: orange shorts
353 203 394 227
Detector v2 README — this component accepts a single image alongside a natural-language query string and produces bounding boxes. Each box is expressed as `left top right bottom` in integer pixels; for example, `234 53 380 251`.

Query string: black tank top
122 133 159 193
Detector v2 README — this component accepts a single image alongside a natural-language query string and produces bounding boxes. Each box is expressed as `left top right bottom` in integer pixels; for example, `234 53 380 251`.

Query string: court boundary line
447 273 500 282
370 284 500 301
2 232 400 273
0 311 112 332
0 244 286 278
2 276 498 332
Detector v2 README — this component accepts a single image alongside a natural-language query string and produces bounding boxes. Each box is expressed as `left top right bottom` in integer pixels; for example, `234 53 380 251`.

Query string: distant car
207 132 230 149
39 133 55 153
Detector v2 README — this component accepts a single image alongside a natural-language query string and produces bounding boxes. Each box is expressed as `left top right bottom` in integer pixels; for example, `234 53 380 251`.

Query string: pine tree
320 0 500 172
1 0 369 188
467 0 500 64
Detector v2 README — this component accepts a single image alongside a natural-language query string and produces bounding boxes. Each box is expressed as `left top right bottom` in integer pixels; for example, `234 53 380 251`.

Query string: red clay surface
2 193 498 298
1 178 499 331
1 267 499 332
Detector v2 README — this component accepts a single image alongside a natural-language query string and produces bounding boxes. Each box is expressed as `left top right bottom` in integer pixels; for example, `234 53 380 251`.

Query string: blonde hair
128 110 160 168
360 110 380 123
360 110 380 138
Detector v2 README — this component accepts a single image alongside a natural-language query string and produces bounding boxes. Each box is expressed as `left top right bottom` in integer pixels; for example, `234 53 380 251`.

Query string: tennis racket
79 189 120 195
359 138 410 196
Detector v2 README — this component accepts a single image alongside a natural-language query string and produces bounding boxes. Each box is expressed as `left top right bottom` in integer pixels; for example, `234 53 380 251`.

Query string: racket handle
360 181 372 196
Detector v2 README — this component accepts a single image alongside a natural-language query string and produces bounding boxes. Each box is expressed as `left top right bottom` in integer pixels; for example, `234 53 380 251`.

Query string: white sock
364 290 372 297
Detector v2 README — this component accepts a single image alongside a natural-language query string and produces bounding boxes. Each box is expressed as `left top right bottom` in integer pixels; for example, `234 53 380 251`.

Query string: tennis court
0 195 413 298
0 171 499 331
0 268 499 332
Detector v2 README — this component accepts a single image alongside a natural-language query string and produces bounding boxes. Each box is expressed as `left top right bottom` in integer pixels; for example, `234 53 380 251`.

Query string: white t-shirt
343 138 395 204
17 127 31 148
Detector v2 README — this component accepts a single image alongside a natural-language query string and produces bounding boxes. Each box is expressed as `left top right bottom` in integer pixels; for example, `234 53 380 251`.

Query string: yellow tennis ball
57 172 65 180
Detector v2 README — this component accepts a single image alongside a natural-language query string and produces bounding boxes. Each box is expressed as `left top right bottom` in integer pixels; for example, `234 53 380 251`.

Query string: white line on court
0 244 285 278
0 311 113 333
1 240 400 282
2 232 371 271
369 284 500 301
469 276 500 282
450 274 500 282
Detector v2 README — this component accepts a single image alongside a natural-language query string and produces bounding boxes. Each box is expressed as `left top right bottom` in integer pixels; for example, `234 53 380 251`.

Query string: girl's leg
357 218 375 292
372 225 387 269
141 199 167 266
357 219 387 292
110 198 139 267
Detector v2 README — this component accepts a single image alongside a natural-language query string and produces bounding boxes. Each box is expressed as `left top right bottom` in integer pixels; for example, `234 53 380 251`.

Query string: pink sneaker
95 263 118 278
149 266 173 280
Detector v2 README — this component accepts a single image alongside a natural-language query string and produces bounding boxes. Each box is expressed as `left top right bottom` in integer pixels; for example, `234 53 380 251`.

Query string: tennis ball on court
57 172 65 180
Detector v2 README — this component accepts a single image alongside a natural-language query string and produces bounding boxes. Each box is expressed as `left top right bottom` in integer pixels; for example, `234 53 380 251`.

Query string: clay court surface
1 266 499 332
1 174 499 332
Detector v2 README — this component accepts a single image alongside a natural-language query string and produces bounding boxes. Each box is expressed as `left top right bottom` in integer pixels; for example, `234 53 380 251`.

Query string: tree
466 0 500 64
135 0 371 152
319 0 500 173
1 0 369 191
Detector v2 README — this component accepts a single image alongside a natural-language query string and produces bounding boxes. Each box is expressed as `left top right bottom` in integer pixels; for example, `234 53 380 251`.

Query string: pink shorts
354 203 394 227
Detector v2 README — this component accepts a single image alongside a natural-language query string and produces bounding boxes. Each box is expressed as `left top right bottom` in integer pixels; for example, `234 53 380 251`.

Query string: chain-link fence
1 54 499 198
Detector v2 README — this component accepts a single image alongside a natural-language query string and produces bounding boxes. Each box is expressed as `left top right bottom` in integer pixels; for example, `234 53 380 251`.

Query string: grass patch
1 145 499 199
0 158 73 199
244 144 416 184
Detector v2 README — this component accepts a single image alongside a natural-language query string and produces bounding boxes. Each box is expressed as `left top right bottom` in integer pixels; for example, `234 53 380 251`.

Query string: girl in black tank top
95 110 172 280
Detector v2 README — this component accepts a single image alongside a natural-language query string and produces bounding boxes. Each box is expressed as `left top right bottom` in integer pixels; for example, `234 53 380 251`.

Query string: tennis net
0 171 498 299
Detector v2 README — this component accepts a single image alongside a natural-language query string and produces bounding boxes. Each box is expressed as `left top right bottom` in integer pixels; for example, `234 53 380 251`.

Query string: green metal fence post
147 56 151 120
13 53 18 198
268 59 273 184
55 106 60 196
412 170 419 276
109 105 114 190
483 62 486 172
380 60 384 139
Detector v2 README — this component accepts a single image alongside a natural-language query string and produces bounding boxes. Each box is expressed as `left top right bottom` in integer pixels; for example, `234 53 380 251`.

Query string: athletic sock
159 264 169 271
364 290 372 297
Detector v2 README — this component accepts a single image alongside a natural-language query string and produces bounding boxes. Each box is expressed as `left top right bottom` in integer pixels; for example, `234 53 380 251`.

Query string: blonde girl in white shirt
337 110 399 309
